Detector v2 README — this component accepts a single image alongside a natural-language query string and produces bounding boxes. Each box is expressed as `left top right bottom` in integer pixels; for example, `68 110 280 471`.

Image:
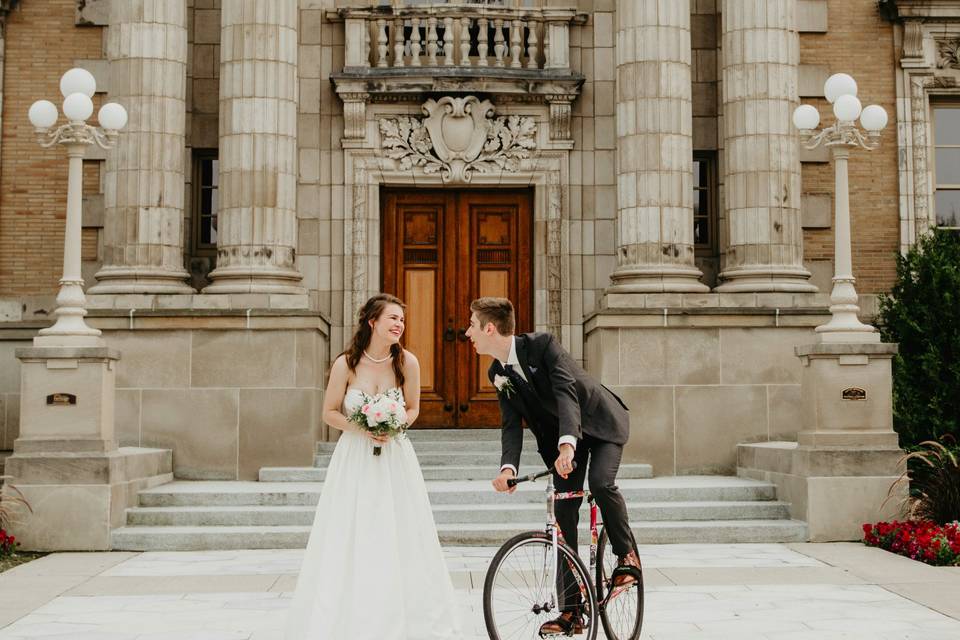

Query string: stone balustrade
336 5 582 72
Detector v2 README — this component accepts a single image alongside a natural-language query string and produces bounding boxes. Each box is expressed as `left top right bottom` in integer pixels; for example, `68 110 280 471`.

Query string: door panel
382 188 532 427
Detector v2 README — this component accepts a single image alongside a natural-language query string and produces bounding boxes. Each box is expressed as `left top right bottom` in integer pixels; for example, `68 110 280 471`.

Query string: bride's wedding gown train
284 387 463 639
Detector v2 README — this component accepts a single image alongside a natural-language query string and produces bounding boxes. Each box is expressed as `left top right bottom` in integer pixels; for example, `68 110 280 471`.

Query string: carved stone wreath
378 96 537 183
937 37 960 69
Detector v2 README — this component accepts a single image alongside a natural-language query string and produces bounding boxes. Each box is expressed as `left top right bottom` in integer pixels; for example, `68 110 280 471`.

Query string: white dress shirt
500 335 577 476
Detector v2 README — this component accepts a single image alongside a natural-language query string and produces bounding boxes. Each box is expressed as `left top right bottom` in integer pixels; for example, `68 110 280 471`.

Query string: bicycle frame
542 473 600 617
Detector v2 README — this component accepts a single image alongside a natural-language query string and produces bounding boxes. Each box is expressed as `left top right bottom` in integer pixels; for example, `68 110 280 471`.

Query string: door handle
444 327 456 342
459 403 469 413
444 402 453 412
457 328 468 342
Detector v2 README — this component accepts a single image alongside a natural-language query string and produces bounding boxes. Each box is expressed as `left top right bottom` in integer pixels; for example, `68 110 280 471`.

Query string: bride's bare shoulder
330 354 350 373
402 349 420 368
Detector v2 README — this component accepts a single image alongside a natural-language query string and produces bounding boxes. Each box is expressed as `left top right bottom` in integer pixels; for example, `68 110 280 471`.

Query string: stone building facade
0 0 955 482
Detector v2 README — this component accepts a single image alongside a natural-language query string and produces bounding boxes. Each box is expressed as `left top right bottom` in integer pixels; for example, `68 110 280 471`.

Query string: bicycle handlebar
506 461 577 488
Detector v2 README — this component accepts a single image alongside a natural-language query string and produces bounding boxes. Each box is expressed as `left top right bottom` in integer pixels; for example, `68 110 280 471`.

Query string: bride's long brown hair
343 293 406 388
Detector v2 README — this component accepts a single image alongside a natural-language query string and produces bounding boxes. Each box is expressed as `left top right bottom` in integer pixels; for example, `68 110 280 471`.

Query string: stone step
135 477 777 508
315 434 538 454
259 463 654 482
314 451 568 467
126 500 790 527
111 519 807 551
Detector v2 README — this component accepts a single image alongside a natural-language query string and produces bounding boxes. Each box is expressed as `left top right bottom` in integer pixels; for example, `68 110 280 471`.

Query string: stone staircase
112 429 807 551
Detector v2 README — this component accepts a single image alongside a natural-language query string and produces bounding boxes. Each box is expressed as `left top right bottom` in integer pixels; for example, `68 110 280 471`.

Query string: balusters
493 18 505 68
410 17 422 67
443 17 454 66
526 20 539 69
510 19 522 68
477 17 489 67
543 20 550 69
458 17 471 66
376 19 388 68
393 17 405 68
426 17 438 66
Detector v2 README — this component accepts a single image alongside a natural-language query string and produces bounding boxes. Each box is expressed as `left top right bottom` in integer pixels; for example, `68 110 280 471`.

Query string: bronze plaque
46 393 77 406
842 387 866 401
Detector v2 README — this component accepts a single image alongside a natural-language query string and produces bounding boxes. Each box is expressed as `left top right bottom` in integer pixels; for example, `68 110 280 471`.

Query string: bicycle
482 465 644 640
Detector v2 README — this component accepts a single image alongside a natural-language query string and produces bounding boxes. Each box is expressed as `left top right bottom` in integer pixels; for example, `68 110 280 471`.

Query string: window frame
191 149 219 257
931 100 960 230
693 150 718 254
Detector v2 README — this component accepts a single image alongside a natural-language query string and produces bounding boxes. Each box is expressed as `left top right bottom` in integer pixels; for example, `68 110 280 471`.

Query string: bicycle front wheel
596 527 644 640
483 531 598 640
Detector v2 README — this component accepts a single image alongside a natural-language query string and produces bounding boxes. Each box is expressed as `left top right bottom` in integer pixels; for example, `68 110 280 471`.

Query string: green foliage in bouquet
877 229 960 448
346 388 408 455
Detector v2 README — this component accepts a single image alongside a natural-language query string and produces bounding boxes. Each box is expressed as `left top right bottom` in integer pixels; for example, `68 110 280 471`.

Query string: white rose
494 374 509 391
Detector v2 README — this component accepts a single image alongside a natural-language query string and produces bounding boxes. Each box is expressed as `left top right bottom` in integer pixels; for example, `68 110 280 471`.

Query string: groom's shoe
612 550 642 588
538 611 585 637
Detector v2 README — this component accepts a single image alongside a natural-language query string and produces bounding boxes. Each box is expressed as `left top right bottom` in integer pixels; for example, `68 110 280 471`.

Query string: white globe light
824 73 858 104
860 104 888 132
59 67 97 98
792 104 820 130
98 102 128 130
63 92 94 122
28 100 58 129
833 94 862 123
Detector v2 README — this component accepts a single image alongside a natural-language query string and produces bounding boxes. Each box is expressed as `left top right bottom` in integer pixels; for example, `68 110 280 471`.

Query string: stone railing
328 5 586 143
333 4 584 72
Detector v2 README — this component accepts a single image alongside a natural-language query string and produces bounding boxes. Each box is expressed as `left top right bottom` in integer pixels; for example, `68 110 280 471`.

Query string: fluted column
715 0 816 292
608 0 708 293
204 0 303 294
89 0 193 294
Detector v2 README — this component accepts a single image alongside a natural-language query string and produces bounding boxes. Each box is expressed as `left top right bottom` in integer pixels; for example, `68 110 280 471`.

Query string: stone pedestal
13 347 120 453
5 347 173 550
737 342 904 542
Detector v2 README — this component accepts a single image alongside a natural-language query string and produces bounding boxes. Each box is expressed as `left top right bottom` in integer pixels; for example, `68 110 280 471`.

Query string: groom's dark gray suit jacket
488 332 630 472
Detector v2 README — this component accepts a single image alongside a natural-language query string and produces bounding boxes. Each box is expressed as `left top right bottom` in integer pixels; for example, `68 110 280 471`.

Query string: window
193 151 219 255
693 152 717 251
933 105 960 229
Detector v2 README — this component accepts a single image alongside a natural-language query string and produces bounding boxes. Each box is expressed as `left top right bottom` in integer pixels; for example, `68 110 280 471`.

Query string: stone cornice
882 0 960 21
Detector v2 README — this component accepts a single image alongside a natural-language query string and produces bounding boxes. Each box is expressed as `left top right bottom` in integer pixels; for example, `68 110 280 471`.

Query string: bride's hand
362 430 390 445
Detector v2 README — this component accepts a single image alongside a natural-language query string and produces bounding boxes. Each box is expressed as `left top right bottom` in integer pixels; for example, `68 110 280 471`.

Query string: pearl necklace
363 349 392 363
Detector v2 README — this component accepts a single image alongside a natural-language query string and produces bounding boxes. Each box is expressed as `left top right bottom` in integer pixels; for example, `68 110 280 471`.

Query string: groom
465 296 640 636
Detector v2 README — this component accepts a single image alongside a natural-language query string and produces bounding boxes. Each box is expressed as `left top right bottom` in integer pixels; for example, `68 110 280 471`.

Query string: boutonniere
493 374 515 398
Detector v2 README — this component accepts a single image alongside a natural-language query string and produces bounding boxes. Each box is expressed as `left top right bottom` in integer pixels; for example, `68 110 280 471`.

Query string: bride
284 293 463 640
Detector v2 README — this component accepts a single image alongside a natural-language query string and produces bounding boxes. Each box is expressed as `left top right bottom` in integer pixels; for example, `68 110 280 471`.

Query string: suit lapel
514 334 541 398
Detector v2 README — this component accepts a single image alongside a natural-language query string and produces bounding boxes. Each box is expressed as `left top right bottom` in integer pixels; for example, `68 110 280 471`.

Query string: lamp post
28 68 127 346
792 73 889 343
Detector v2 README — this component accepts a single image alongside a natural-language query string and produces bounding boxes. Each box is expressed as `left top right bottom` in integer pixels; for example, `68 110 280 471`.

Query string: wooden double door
382 188 533 427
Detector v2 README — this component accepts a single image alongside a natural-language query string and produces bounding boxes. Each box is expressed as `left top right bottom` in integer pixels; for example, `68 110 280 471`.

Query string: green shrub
877 230 960 448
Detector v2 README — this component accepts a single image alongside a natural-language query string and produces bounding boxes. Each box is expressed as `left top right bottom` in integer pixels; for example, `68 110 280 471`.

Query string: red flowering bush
863 520 960 566
0 529 19 559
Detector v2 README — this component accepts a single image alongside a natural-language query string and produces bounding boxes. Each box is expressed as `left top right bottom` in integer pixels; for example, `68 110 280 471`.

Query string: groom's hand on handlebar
555 443 576 479
492 469 517 494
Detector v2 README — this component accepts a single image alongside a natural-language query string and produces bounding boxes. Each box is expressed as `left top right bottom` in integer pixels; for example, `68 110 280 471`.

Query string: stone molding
340 99 572 352
378 96 537 183
894 15 960 250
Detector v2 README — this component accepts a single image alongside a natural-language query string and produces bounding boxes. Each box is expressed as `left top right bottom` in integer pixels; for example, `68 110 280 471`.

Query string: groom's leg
584 436 636 556
553 445 589 613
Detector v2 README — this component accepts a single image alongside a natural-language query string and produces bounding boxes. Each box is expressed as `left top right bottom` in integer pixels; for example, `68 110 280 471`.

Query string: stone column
204 0 304 294
89 0 193 294
608 0 708 293
715 0 816 292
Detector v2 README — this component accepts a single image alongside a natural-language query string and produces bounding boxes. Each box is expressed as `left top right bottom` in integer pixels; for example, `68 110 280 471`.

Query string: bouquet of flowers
347 388 409 456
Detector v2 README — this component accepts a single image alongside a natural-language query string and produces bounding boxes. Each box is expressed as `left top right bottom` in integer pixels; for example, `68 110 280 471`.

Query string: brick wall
799 0 900 293
0 0 103 296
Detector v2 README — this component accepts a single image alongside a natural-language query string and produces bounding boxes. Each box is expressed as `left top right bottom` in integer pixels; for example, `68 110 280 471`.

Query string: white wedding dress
284 387 463 640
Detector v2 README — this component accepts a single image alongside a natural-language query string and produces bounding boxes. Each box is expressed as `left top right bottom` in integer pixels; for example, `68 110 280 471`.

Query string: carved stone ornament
378 96 536 183
937 37 960 69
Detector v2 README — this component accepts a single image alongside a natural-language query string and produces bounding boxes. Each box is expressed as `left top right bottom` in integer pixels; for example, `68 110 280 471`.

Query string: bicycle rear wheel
596 527 644 640
483 531 598 640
